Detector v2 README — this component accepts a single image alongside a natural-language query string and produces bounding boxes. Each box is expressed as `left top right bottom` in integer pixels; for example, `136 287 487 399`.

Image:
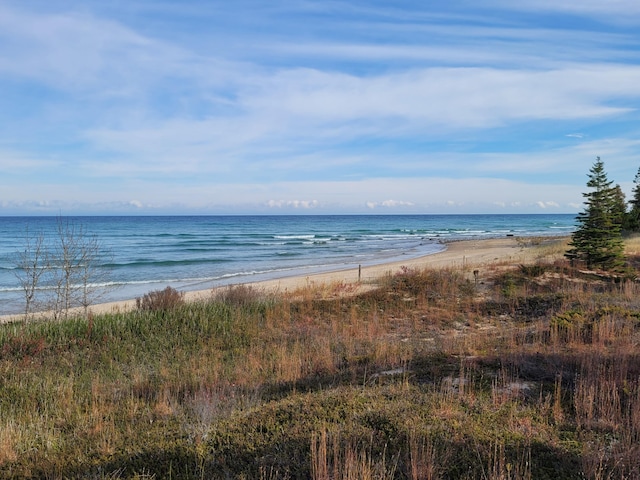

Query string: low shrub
136 286 184 312
519 263 548 277
213 284 263 307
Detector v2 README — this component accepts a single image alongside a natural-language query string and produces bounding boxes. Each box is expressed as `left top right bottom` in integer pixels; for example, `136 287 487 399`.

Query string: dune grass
1 238 640 479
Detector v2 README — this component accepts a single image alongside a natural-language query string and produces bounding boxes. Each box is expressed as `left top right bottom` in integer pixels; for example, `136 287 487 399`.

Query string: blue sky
1 0 640 215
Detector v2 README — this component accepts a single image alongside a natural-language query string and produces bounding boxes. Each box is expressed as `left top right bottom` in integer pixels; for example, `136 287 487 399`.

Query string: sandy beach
2 236 563 322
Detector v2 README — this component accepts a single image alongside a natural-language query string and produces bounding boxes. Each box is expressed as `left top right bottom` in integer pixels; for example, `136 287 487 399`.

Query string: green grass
1 240 640 478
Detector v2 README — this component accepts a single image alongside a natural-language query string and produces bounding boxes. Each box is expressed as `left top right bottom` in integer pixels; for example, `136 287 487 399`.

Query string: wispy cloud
78 64 640 181
366 200 416 209
266 200 320 209
0 1 639 214
490 0 640 22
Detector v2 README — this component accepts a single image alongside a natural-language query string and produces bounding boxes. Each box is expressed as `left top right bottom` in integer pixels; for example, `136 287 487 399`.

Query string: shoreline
1 236 566 323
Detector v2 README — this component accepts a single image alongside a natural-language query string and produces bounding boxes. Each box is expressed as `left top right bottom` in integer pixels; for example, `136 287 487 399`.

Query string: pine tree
627 167 640 232
566 157 625 270
611 184 628 230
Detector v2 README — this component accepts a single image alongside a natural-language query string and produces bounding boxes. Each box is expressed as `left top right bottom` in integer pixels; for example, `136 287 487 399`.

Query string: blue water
0 214 576 315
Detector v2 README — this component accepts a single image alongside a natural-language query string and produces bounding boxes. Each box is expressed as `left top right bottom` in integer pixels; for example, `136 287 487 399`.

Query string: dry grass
624 233 640 256
1 237 640 478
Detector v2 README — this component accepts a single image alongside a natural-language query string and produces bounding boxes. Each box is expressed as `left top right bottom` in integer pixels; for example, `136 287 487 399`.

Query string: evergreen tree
566 157 625 270
627 167 640 232
611 184 628 231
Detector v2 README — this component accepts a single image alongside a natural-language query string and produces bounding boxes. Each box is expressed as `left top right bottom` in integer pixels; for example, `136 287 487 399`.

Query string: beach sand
2 236 563 322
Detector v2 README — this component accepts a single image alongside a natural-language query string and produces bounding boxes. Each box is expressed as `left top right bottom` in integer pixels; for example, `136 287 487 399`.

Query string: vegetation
13 229 47 318
566 157 625 271
13 217 110 320
2 237 640 478
628 167 640 232
136 286 185 312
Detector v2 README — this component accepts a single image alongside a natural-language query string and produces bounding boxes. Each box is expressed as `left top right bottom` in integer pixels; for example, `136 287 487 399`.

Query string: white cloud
366 200 415 209
245 66 640 132
0 7 149 89
75 63 640 180
536 201 561 209
383 200 414 207
0 150 61 171
0 4 249 105
266 199 319 209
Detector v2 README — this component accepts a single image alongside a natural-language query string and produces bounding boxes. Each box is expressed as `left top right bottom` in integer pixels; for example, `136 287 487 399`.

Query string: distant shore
1 236 566 323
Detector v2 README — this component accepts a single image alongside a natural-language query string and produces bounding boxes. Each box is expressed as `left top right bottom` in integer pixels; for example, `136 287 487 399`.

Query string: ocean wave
102 258 231 268
273 234 316 240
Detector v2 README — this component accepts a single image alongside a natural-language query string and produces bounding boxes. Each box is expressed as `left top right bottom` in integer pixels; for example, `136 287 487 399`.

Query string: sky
1 1 640 215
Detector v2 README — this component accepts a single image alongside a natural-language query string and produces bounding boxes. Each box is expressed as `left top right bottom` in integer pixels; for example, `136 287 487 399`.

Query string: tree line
566 157 640 271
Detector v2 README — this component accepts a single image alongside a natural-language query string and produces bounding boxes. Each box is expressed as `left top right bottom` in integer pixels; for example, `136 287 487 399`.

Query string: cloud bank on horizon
1 0 640 214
